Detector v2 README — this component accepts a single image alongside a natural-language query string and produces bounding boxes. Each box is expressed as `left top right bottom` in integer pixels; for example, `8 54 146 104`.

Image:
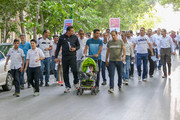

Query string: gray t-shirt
107 40 124 61
135 35 150 54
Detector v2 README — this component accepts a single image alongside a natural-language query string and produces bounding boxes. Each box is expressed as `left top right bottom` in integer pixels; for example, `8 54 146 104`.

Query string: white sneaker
74 83 79 89
33 92 39 96
143 78 147 81
64 87 71 93
108 88 114 93
123 80 126 84
138 76 141 81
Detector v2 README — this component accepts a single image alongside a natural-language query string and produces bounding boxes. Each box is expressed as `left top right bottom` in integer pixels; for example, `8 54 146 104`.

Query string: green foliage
159 0 180 11
0 0 161 37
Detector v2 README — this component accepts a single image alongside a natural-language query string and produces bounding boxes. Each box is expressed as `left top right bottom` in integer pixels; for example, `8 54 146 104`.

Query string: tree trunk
19 10 25 34
40 13 44 32
33 0 41 40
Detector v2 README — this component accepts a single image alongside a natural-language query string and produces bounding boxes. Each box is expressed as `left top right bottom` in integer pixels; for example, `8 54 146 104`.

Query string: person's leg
122 62 125 80
45 57 50 83
40 59 45 82
20 68 24 88
166 48 172 75
101 61 106 82
51 56 57 80
160 49 167 77
116 61 123 87
14 69 21 93
96 60 101 87
108 61 115 89
69 56 79 84
148 49 154 76
136 53 142 77
11 70 16 92
142 54 148 79
62 57 71 88
29 68 35 88
26 65 31 87
179 42 180 55
34 67 41 92
125 56 130 80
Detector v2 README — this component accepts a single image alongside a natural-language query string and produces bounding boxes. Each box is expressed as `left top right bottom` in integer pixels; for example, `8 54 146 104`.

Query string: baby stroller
76 56 99 95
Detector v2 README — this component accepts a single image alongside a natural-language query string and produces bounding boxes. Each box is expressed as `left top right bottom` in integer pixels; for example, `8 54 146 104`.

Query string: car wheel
2 72 13 91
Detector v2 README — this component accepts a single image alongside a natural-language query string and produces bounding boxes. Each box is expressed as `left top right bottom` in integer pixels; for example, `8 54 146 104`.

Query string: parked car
0 51 13 91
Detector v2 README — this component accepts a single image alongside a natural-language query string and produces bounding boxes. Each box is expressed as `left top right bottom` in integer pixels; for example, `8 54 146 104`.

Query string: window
0 45 13 56
0 52 4 60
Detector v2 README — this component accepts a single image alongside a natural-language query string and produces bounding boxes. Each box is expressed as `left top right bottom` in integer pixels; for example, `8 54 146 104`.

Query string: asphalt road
0 55 180 120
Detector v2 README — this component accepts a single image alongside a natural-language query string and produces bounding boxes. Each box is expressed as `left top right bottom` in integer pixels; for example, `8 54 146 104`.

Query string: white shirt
158 35 174 54
37 37 53 58
124 41 134 57
50 42 57 57
76 38 88 60
101 41 108 62
175 35 180 43
27 48 45 68
134 35 150 54
153 34 162 47
126 37 135 44
7 48 25 69
148 35 157 49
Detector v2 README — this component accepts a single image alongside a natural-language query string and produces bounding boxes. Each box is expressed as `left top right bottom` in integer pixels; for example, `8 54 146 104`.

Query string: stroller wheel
76 88 80 95
91 89 94 95
80 88 84 95
94 89 97 95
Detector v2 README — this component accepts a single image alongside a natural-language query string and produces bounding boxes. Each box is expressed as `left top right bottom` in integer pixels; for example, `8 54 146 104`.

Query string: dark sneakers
101 81 107 85
45 82 49 87
39 81 44 87
13 92 20 97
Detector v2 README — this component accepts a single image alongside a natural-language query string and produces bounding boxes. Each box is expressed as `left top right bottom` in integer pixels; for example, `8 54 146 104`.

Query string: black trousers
11 69 21 93
148 49 155 76
29 67 41 92
94 59 101 87
62 55 79 88
129 56 134 76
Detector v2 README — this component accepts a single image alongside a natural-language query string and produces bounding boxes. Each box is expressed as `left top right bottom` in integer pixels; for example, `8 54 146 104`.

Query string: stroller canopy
81 57 97 73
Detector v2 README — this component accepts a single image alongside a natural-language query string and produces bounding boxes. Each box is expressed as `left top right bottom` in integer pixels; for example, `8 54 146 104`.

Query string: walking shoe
162 75 167 78
64 87 71 93
118 85 122 91
125 81 128 85
74 83 79 89
138 76 141 81
13 92 20 97
27 85 31 88
143 78 147 81
33 88 36 93
150 75 153 78
123 80 126 84
39 81 44 87
45 82 49 87
101 81 107 85
108 88 114 93
20 85 24 90
33 92 39 96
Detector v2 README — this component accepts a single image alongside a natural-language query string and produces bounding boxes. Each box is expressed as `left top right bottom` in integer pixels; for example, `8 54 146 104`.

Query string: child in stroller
77 57 99 95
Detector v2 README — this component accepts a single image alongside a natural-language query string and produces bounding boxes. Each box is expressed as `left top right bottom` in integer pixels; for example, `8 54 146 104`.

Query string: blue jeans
51 56 58 81
122 56 131 81
40 57 51 82
109 61 123 89
136 53 148 79
101 61 109 82
20 63 29 86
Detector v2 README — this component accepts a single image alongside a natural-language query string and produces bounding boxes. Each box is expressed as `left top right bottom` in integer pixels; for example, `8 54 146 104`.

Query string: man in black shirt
55 26 80 93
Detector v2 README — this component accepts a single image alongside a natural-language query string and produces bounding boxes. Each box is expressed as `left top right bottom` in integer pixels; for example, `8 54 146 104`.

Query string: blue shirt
86 38 103 60
19 41 31 62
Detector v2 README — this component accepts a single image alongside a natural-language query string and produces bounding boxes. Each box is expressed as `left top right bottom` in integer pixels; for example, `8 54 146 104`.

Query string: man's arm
83 45 89 56
148 43 154 56
122 46 126 61
105 48 110 67
4 56 10 71
20 57 25 72
133 43 136 51
55 37 62 58
75 37 80 51
94 46 102 58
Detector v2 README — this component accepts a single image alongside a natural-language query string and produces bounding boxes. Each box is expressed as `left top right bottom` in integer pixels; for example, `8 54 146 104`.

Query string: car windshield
0 45 13 56
0 52 5 60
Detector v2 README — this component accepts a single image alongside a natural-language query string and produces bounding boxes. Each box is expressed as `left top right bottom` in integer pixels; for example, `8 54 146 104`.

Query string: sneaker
143 78 147 81
39 81 44 87
162 75 167 78
20 85 24 90
123 80 126 84
118 85 122 91
33 92 39 96
64 87 71 93
13 92 20 97
33 88 36 93
101 81 107 85
150 75 153 78
108 88 114 93
27 85 31 88
138 76 141 81
74 83 79 89
45 82 49 87
125 81 128 85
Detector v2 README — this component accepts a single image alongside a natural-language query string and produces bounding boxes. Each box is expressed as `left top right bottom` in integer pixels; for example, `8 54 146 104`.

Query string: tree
159 0 180 11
